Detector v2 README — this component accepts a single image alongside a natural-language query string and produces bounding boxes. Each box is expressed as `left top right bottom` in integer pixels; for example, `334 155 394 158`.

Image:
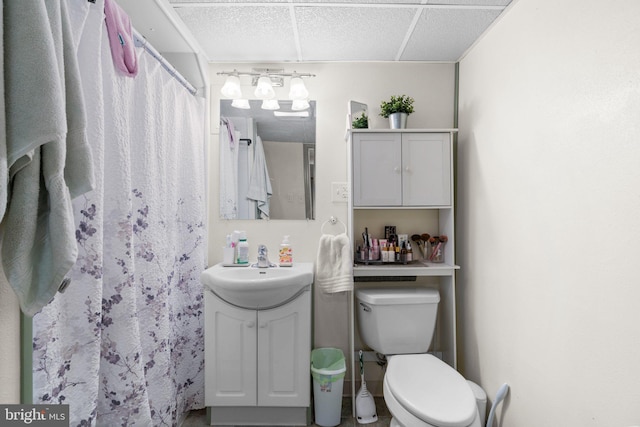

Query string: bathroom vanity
347 128 459 415
202 263 314 425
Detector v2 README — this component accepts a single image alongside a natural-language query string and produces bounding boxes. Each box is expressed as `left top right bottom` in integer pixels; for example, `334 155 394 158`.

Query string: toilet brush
355 350 378 424
486 383 509 427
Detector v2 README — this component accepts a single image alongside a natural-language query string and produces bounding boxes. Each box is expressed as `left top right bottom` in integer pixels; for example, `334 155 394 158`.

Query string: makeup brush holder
428 242 445 263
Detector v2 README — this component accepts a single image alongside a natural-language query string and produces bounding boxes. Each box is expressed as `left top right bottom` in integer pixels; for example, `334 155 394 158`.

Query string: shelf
350 128 458 134
353 261 459 277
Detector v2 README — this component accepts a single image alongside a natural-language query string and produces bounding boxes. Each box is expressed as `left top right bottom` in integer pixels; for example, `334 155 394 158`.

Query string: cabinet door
353 133 402 206
205 291 257 406
401 133 451 206
257 291 311 407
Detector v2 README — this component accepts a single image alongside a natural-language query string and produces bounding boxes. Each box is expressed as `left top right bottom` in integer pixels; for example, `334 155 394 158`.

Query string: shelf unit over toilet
346 128 459 418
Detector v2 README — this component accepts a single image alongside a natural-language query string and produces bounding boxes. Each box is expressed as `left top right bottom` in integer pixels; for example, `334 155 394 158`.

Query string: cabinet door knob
259 322 268 329
245 321 255 328
405 166 411 173
394 166 401 173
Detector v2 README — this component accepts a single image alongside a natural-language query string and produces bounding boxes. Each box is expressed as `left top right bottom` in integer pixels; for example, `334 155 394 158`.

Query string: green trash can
311 348 346 427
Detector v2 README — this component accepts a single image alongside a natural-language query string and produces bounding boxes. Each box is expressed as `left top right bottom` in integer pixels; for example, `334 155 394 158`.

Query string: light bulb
289 76 308 100
220 74 242 99
291 99 310 111
231 99 250 109
254 75 275 99
261 99 280 110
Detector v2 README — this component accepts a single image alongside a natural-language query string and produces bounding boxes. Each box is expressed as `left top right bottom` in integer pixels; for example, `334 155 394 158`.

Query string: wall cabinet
352 132 451 207
347 128 459 418
205 288 311 424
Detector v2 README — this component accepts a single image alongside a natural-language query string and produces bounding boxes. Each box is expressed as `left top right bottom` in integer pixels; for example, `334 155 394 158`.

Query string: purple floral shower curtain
32 1 207 425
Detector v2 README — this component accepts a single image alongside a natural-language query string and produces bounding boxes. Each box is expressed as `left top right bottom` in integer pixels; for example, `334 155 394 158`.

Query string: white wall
457 0 640 425
209 62 455 387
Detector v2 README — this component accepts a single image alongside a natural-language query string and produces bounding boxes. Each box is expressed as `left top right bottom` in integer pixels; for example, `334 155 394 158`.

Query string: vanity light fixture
220 72 242 99
254 74 276 100
261 99 280 110
217 69 316 101
231 99 251 109
291 99 310 111
289 74 309 100
273 110 309 118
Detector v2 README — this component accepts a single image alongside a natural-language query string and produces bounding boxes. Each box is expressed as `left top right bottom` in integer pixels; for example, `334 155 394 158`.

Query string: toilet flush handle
359 302 371 312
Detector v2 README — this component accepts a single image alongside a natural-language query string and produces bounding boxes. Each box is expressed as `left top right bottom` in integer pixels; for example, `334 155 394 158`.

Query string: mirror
349 100 368 129
219 99 316 220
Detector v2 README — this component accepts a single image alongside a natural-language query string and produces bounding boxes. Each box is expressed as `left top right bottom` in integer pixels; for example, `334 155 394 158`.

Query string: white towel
219 118 239 219
315 233 353 293
246 135 273 219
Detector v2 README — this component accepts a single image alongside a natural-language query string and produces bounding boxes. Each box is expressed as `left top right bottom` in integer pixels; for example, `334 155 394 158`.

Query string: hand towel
315 233 353 293
104 0 138 77
246 136 273 219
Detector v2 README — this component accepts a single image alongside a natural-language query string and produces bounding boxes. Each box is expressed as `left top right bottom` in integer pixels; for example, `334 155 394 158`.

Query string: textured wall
457 0 640 425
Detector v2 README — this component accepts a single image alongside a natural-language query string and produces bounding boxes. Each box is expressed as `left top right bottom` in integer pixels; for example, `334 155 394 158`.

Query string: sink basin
201 262 314 309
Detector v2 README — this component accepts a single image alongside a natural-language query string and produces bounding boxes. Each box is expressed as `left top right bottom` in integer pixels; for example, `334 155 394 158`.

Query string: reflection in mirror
219 99 316 220
349 100 368 129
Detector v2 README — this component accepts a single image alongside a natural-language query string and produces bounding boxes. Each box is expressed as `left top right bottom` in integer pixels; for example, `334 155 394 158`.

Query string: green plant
352 113 369 129
379 95 415 118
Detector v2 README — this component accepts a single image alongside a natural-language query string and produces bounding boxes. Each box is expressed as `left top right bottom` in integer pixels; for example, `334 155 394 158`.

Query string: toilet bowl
356 288 482 427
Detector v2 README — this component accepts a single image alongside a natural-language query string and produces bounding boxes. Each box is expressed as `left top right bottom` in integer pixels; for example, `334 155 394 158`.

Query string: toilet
356 288 483 427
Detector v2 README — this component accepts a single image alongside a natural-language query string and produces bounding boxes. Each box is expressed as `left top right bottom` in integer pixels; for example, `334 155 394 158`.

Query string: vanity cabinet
352 132 451 207
347 128 459 418
204 288 311 424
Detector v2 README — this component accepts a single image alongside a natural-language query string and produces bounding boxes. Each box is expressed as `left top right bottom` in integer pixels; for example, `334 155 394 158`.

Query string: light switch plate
331 182 349 202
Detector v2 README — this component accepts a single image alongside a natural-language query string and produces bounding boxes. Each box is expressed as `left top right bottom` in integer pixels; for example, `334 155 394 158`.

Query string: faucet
256 244 271 268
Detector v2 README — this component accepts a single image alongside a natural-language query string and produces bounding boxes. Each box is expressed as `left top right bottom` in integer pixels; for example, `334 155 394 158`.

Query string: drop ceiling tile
295 6 417 61
401 8 502 61
300 0 424 3
425 0 511 5
175 6 298 61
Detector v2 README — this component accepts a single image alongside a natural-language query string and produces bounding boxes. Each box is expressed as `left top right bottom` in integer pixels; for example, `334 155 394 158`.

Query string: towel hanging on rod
321 216 347 235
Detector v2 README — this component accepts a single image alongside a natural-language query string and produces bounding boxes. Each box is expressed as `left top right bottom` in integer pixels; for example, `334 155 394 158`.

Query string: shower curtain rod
133 29 197 96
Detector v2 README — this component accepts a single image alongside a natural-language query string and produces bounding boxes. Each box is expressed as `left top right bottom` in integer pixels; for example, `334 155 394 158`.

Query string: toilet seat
385 354 478 427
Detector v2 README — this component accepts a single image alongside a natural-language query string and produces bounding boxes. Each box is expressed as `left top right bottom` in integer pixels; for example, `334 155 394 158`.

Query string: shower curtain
32 1 206 425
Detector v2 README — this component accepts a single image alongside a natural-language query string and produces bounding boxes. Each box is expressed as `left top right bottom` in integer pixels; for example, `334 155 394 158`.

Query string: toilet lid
386 354 476 427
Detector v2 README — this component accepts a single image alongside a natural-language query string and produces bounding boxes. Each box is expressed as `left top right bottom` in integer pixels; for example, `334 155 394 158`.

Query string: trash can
311 348 346 427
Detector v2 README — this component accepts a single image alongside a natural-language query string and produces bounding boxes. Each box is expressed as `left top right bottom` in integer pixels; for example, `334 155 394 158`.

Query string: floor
182 397 392 427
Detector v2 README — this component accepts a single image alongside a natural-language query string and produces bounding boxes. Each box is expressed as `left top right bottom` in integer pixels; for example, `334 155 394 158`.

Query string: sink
201 262 314 309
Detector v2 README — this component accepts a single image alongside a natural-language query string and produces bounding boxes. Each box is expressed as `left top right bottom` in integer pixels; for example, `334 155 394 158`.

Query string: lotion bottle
279 235 293 267
237 231 249 264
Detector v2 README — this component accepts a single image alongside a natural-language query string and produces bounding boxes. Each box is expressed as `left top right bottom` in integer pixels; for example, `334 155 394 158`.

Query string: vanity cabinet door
205 291 257 406
353 133 402 206
401 132 451 206
257 291 311 407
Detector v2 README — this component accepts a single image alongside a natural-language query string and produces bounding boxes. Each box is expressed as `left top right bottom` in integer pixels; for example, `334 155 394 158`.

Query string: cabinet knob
245 321 255 328
259 322 268 329
405 166 411 173
394 166 401 173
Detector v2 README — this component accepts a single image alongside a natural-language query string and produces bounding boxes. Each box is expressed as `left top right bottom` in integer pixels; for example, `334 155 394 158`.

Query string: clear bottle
237 231 249 264
279 235 293 267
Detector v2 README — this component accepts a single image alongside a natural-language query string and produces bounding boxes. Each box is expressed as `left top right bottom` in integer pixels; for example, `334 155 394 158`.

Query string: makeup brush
411 234 426 258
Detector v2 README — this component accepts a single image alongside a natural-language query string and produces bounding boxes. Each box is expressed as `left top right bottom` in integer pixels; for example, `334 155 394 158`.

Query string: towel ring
321 216 347 234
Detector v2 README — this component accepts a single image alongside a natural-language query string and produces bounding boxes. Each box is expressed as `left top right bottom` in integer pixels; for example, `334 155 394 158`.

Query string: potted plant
379 95 415 129
352 112 369 129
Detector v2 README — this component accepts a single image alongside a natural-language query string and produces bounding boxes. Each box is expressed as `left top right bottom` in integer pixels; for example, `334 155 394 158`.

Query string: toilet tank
356 288 440 355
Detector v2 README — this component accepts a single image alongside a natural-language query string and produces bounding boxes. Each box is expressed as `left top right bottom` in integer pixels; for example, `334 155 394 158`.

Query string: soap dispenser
279 235 293 267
